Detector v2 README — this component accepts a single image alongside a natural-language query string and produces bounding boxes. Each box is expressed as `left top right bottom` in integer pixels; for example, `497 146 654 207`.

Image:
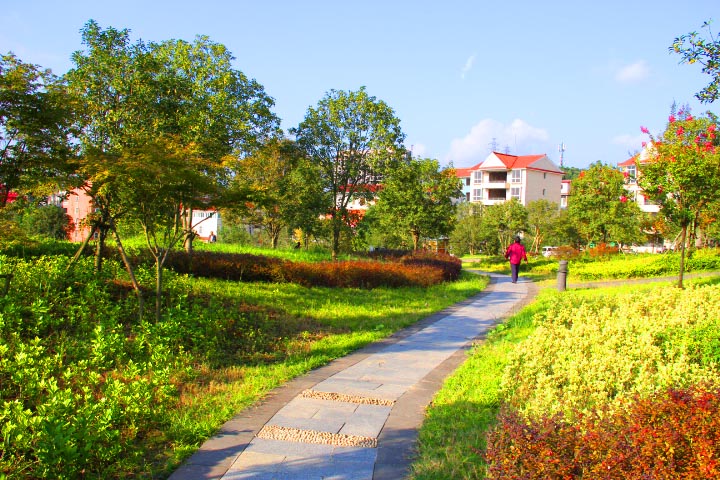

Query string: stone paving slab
169 273 536 480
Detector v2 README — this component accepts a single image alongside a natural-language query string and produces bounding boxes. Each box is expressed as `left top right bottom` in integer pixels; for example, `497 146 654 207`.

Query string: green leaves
671 20 720 103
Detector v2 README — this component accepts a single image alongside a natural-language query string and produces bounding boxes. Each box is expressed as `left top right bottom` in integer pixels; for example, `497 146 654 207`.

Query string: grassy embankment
0 240 488 479
410 249 720 479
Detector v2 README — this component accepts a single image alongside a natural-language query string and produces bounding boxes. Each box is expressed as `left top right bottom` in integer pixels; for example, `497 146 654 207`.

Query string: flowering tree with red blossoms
639 110 720 287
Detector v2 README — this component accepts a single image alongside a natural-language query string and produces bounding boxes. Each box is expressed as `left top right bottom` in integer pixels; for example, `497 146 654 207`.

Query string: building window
542 188 546 196
626 165 637 183
511 170 521 183
511 187 521 200
472 171 482 184
488 189 506 201
544 172 547 179
466 192 470 201
465 177 470 186
488 171 507 183
472 188 482 202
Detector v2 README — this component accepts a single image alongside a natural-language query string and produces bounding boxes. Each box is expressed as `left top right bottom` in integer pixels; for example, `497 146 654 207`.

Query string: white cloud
447 118 551 166
615 60 650 83
460 54 476 79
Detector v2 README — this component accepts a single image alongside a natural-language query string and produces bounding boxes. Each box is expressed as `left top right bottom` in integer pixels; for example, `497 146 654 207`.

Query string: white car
542 246 558 257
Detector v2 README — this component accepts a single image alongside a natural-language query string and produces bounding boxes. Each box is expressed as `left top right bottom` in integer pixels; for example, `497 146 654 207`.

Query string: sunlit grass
409 274 720 479
159 270 490 475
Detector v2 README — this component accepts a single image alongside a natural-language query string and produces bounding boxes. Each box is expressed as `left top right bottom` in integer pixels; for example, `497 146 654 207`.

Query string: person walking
505 236 528 283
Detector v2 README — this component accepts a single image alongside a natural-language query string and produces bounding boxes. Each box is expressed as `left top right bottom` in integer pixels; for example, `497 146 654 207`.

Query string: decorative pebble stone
257 424 377 448
300 389 395 406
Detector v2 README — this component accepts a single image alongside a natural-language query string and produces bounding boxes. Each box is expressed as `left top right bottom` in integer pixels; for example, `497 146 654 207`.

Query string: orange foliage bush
165 250 460 289
485 384 720 479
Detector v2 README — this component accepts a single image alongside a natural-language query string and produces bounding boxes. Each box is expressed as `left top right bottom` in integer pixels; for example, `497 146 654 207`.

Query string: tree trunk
678 223 687 289
411 230 420 250
331 212 341 261
67 223 98 271
94 225 107 273
155 255 163 322
183 207 194 253
110 224 144 320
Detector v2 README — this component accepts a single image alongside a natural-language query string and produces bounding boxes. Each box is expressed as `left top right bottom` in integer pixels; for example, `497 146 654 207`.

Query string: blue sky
1 0 717 168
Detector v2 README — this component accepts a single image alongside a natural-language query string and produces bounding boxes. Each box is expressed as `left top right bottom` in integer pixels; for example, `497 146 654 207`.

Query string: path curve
169 272 537 480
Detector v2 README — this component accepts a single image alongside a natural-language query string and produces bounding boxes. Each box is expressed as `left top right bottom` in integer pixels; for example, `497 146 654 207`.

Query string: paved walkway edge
169 272 537 480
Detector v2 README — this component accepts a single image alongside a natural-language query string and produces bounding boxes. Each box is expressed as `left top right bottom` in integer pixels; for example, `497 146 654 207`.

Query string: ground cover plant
0 243 486 479
410 276 720 479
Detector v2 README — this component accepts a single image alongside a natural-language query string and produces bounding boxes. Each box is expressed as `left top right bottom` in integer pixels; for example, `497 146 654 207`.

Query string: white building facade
455 152 564 206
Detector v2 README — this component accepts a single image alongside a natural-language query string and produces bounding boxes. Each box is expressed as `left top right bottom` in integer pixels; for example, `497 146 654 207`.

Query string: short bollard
557 260 568 292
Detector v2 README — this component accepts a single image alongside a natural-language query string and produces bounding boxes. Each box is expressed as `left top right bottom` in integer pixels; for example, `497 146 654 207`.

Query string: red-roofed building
456 152 564 206
618 144 660 214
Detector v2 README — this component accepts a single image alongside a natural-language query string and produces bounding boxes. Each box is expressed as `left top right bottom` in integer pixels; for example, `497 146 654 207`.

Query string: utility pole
558 142 566 167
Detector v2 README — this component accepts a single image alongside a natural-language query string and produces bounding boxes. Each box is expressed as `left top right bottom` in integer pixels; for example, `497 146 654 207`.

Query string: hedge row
485 385 720 479
165 250 462 289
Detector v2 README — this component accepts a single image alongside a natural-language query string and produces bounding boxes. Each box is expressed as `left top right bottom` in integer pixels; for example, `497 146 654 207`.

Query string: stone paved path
169 272 537 480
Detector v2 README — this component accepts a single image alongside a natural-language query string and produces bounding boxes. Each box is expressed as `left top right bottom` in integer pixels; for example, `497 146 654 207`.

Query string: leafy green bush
485 385 720 479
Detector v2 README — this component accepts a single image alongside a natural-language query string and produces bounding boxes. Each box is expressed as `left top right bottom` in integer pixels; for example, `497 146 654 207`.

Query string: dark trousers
510 263 520 283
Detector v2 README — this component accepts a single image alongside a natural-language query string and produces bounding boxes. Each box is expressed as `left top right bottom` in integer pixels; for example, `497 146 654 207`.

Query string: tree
292 87 406 260
67 21 280 319
485 199 529 254
0 53 77 208
149 36 280 252
639 110 720 287
20 202 73 240
526 199 562 253
449 202 489 256
372 158 460 250
672 20 720 103
567 162 643 246
229 138 304 248
66 20 154 274
117 137 218 320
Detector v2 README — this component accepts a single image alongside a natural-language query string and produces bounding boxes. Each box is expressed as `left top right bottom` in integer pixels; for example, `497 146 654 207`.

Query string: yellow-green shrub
500 285 720 419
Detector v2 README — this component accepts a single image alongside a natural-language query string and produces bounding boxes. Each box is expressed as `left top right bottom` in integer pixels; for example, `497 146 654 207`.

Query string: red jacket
505 242 528 265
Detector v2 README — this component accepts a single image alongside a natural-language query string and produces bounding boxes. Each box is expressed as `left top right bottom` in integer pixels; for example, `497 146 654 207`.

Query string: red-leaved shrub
165 251 286 282
163 250 460 288
485 384 720 479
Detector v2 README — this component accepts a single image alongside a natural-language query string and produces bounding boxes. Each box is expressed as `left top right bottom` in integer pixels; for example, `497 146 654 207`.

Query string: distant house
455 152 564 206
560 179 571 209
60 188 95 243
618 145 660 214
59 187 220 242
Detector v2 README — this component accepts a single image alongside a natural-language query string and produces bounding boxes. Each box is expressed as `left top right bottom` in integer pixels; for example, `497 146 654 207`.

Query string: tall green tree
0 53 77 207
66 20 154 273
567 162 643 246
449 202 489 256
292 87 406 260
526 199 562 253
486 199 529 254
229 138 305 248
372 158 460 250
149 36 280 251
639 110 720 287
672 20 720 103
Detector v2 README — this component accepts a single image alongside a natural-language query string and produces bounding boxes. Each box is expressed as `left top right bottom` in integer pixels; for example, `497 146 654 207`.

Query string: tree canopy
639 109 720 287
567 161 643 246
0 53 77 207
292 87 406 259
672 20 720 103
371 157 460 250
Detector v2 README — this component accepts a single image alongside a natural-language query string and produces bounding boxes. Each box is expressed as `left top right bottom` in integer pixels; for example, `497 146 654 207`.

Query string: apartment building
456 152 564 206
